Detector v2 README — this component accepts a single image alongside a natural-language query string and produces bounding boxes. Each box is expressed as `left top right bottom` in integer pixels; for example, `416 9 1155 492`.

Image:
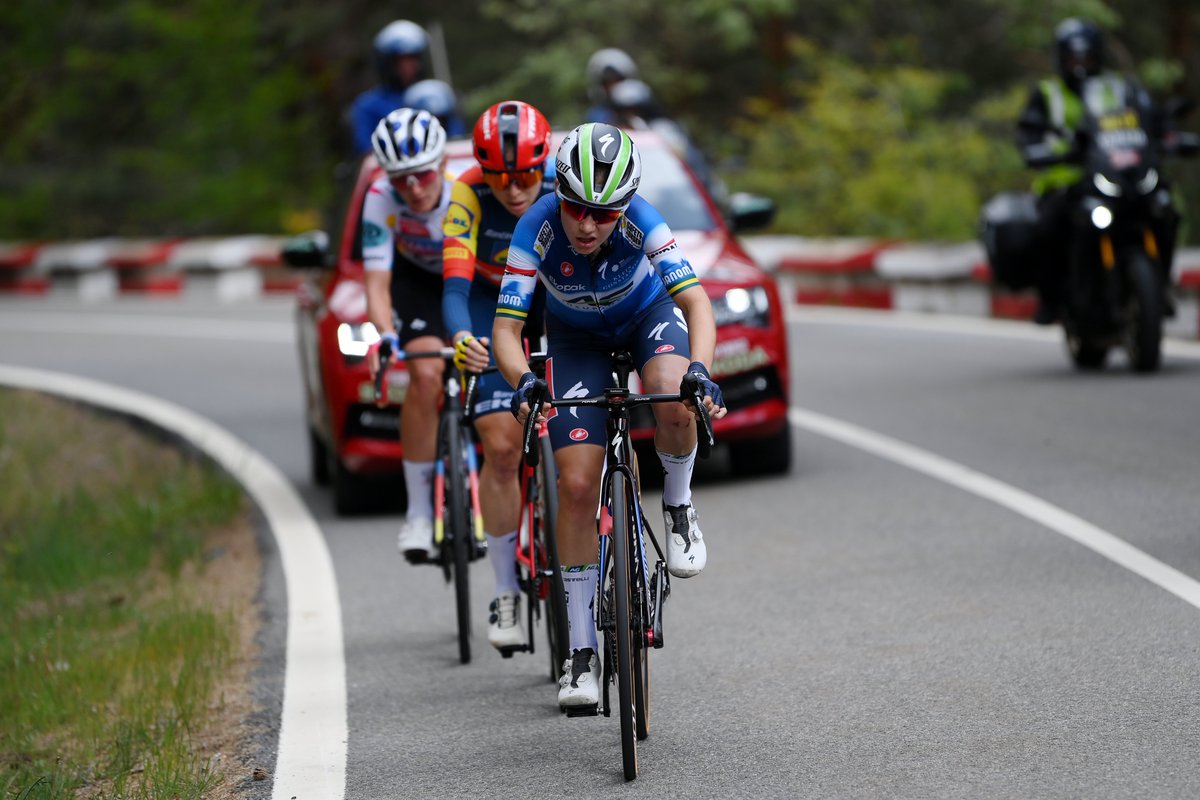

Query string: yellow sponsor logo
443 201 474 238
1099 111 1139 131
444 245 472 261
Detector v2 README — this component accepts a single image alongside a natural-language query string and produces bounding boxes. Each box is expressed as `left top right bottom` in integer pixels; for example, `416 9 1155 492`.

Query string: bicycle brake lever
522 393 544 468
693 390 714 460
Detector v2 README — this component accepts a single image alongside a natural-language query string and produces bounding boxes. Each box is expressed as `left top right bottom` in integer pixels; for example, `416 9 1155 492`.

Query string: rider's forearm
491 316 531 388
675 287 717 368
364 271 396 335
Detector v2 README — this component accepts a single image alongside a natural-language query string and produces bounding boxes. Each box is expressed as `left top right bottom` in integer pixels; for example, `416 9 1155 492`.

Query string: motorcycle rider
583 48 640 125
1015 18 1155 324
350 20 466 154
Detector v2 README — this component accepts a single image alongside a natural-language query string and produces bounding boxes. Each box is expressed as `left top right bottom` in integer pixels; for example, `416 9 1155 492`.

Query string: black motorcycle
984 80 1198 372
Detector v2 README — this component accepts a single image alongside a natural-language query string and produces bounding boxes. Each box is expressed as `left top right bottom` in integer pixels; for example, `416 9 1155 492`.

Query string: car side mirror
281 230 333 269
729 192 776 233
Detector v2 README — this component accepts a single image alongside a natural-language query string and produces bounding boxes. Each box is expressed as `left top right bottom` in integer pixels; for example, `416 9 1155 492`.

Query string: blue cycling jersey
496 193 700 337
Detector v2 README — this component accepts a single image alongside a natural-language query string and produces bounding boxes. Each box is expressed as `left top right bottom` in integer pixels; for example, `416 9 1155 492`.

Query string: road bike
522 351 714 781
376 347 485 664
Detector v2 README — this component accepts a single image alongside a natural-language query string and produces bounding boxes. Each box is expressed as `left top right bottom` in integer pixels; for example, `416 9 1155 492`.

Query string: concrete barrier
2 233 1198 339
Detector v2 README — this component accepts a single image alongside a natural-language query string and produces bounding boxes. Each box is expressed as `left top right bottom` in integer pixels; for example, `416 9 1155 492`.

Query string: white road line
786 305 1200 360
0 365 346 800
790 406 1200 610
0 312 294 343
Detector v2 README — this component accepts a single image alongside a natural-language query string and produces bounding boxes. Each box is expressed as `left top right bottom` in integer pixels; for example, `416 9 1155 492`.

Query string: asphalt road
3 296 1199 799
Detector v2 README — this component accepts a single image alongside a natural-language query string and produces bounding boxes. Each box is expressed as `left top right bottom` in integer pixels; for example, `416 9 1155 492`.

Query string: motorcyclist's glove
511 372 543 420
453 334 476 372
680 361 724 409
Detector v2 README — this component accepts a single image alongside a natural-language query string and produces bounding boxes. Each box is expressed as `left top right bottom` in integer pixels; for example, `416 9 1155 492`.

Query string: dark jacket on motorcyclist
1014 19 1154 324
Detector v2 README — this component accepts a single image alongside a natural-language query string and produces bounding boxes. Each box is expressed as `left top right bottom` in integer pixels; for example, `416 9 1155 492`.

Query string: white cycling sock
562 564 599 653
402 460 435 520
658 446 697 507
488 530 520 596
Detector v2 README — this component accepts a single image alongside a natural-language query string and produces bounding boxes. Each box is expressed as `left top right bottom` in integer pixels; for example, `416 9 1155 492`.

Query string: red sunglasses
560 198 623 224
483 168 543 192
389 168 440 191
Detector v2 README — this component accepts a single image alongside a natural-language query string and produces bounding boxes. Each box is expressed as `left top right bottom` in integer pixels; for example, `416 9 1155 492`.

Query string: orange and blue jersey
441 163 555 336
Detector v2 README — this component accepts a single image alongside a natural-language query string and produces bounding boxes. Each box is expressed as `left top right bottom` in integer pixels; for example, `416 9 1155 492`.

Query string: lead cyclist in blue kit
491 123 727 709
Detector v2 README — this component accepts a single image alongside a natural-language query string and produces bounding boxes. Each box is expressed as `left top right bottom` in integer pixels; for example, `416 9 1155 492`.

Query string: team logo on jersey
620 217 644 249
561 262 574 277
569 428 589 442
655 344 675 354
443 201 474 238
495 247 509 266
362 221 388 247
534 221 554 258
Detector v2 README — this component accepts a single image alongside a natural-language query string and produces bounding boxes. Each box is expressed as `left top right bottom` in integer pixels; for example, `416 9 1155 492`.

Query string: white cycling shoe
397 517 436 563
558 648 601 708
488 592 527 653
663 502 706 578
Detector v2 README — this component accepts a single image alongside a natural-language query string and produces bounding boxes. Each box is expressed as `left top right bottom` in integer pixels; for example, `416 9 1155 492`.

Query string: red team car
284 130 791 514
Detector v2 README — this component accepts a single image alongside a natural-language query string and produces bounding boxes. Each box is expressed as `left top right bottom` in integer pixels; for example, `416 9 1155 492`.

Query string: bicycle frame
520 350 714 781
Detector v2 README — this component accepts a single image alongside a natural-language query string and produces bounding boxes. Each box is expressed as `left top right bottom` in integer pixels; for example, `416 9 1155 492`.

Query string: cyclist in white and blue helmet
492 122 726 710
363 108 456 562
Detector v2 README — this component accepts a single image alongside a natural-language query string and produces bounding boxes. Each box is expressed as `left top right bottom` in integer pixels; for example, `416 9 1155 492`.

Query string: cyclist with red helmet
442 100 555 653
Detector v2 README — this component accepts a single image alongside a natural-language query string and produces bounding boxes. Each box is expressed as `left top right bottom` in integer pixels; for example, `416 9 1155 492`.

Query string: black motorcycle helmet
1055 18 1104 90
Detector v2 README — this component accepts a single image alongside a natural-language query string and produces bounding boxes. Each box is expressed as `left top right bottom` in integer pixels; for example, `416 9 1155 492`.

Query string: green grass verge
0 388 248 799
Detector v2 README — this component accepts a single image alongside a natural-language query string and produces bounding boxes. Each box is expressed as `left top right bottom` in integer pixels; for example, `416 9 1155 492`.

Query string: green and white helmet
554 123 641 210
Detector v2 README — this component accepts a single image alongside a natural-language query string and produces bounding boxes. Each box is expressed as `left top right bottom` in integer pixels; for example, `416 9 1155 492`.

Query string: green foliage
1 0 1196 239
732 41 1027 239
0 389 245 799
0 0 333 238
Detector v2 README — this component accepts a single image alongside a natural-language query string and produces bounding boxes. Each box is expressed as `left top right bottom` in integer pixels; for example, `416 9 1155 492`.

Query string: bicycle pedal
563 703 599 718
496 644 529 659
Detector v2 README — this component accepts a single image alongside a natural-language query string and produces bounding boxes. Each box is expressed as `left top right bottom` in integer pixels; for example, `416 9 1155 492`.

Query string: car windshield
636 143 717 233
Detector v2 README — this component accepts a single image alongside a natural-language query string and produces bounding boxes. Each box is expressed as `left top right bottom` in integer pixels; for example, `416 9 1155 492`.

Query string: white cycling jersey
360 172 453 276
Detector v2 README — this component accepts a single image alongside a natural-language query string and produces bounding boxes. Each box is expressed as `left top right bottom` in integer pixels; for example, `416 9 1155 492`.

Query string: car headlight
1090 205 1114 230
711 286 771 328
337 322 380 357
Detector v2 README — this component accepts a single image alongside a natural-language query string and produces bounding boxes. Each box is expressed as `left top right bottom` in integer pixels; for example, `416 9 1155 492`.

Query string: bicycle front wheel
610 475 638 781
444 413 472 664
538 434 569 681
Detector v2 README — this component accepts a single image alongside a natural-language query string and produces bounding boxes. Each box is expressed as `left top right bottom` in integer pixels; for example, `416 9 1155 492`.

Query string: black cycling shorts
389 262 447 346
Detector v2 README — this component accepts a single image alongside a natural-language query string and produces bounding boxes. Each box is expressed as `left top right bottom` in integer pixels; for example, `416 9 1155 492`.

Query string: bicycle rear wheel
610 476 638 781
444 413 472 664
538 434 569 681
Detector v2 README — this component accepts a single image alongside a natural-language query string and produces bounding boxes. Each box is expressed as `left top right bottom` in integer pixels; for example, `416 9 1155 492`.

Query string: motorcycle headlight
1090 205 1114 230
1093 172 1123 198
337 321 380 357
712 286 771 328
1136 168 1159 195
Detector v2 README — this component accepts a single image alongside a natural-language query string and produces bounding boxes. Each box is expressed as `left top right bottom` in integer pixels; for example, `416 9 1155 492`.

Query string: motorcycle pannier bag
979 191 1042 291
